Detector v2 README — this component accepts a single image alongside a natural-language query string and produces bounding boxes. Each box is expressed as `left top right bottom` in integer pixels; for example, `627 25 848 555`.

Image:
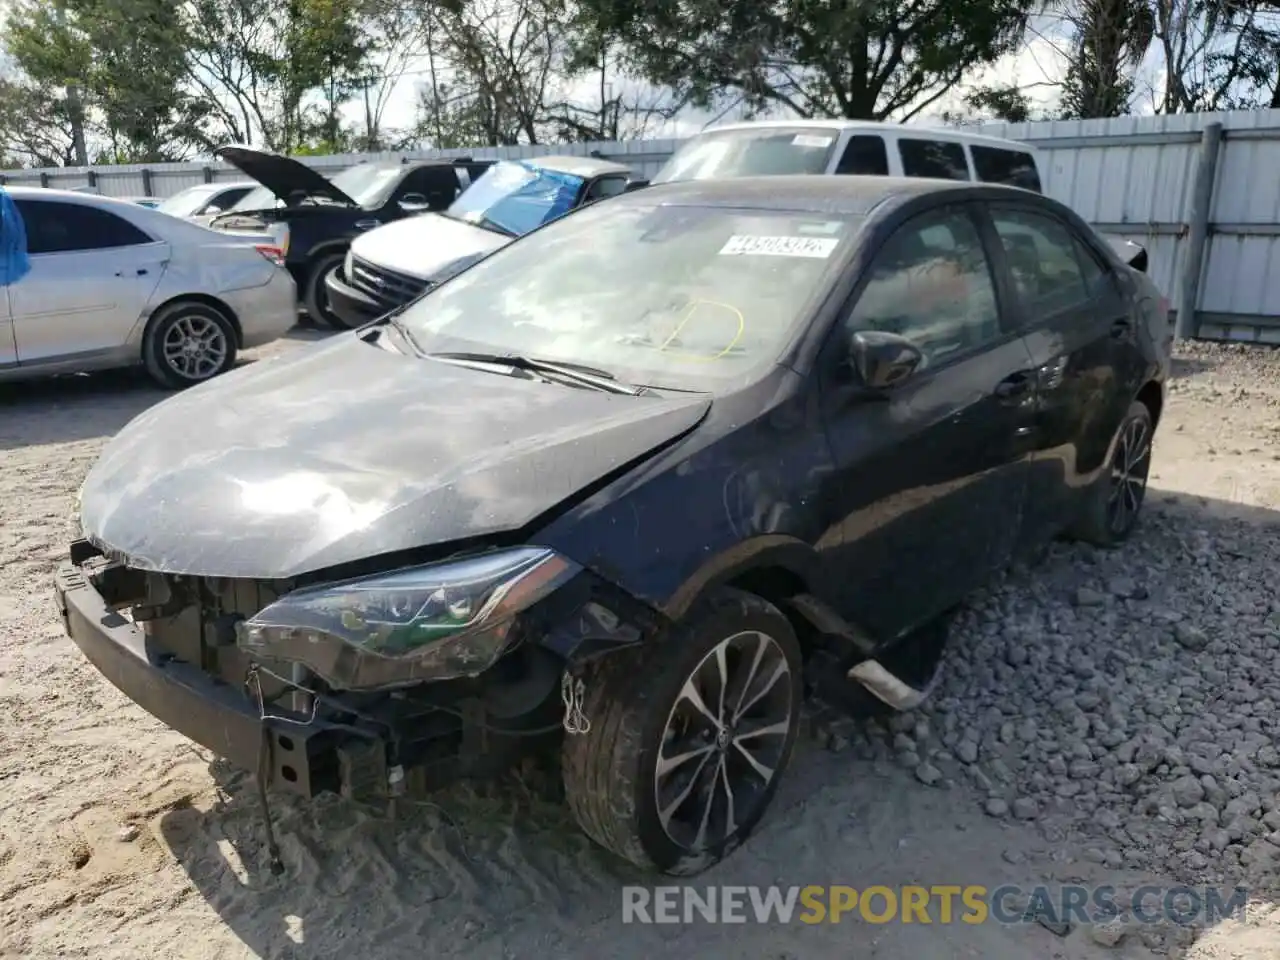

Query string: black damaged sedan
56 175 1171 876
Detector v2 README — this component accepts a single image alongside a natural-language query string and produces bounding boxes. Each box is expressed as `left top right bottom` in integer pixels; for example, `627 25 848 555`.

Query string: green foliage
6 0 198 161
569 0 1037 120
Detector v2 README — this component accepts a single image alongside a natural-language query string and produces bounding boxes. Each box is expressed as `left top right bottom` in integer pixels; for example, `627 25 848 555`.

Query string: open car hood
214 144 359 207
78 333 710 579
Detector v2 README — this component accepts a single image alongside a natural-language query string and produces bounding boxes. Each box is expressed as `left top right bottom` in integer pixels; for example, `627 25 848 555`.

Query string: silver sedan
1 187 297 388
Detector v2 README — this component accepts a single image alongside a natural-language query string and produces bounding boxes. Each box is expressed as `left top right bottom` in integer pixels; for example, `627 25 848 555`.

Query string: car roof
699 119 1038 151
514 154 631 178
612 174 1038 217
4 186 148 207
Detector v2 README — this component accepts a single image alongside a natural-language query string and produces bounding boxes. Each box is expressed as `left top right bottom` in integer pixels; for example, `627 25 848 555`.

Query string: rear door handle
354 219 380 230
994 372 1034 402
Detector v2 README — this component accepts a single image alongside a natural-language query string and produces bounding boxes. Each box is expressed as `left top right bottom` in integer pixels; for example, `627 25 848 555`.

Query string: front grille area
347 254 432 311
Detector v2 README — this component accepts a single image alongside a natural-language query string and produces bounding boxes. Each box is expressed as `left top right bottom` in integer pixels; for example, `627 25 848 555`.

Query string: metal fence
4 109 1280 342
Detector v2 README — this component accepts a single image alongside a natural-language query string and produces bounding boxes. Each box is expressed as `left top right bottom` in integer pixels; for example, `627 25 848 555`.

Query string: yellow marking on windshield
657 299 746 362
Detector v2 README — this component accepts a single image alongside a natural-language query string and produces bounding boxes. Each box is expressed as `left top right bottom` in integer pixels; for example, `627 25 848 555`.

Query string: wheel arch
142 293 243 348
1135 378 1164 428
664 536 819 620
304 239 350 265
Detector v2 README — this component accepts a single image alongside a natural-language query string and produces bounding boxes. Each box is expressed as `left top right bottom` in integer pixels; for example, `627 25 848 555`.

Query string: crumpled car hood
79 334 710 579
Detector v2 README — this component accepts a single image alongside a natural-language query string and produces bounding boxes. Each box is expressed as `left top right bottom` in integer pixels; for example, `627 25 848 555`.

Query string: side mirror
399 193 429 212
203 205 223 216
849 330 925 390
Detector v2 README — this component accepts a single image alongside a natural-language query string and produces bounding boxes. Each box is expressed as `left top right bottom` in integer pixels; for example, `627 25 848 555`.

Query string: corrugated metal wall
5 110 1280 340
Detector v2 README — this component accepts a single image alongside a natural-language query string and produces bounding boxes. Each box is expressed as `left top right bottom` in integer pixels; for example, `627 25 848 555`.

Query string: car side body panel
536 184 1167 647
0 189 296 382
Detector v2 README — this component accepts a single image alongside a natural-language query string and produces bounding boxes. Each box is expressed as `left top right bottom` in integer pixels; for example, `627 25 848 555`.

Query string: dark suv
208 146 494 326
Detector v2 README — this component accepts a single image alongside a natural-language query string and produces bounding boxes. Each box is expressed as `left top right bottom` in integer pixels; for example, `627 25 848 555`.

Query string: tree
413 0 566 146
5 0 199 162
1057 0 1154 118
569 0 1038 121
0 75 81 167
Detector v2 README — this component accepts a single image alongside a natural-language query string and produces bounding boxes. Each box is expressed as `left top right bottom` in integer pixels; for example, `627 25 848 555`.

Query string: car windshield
400 200 859 391
230 164 404 212
329 164 405 207
231 185 278 212
652 127 842 183
157 185 219 217
446 160 584 236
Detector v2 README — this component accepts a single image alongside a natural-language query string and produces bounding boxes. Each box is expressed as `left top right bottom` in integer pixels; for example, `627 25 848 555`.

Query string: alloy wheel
162 313 229 381
653 629 794 853
1107 414 1152 535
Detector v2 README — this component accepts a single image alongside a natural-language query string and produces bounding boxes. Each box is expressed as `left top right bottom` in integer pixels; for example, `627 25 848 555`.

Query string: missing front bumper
54 560 342 797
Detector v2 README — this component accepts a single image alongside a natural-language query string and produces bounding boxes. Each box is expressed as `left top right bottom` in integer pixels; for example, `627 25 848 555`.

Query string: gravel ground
1 335 1279 960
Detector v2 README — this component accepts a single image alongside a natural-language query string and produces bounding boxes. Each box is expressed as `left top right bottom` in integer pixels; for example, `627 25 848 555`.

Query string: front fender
663 534 820 621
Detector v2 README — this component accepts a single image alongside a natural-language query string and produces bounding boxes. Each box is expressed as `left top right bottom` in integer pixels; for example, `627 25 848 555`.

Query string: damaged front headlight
236 547 580 691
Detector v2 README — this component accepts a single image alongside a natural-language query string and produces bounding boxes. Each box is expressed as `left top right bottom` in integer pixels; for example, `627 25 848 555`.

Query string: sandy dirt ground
1 333 1279 960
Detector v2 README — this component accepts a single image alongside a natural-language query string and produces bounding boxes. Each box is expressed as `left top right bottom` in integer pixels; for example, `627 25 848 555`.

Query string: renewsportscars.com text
621 884 1249 926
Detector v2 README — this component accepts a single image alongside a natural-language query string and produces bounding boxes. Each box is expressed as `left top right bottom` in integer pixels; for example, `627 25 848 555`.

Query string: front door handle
994 372 1034 402
1110 317 1131 339
354 219 381 230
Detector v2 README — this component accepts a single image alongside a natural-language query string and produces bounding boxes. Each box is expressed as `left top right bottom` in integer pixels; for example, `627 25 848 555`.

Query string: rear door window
971 145 1042 192
834 135 889 175
989 207 1094 316
15 199 153 254
899 139 971 181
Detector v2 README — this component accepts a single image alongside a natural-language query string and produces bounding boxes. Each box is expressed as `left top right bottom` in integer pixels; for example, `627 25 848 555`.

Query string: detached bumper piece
54 558 338 798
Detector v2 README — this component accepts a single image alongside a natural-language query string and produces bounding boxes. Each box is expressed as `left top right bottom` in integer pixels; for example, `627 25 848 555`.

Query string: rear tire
302 252 347 329
142 301 237 390
1067 400 1154 547
562 587 803 875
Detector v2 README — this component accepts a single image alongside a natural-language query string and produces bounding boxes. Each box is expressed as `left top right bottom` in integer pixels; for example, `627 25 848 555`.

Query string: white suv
651 120 1046 192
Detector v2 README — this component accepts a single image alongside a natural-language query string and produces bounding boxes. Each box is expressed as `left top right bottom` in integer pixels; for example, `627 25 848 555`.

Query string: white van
650 120 1045 192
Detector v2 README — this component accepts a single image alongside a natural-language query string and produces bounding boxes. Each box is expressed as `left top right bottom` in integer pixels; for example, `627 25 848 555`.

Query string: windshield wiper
428 351 647 395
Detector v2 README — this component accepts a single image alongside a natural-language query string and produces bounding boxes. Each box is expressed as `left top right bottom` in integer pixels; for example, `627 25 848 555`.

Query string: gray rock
955 739 979 764
1108 576 1137 599
915 762 943 786
985 798 1010 818
1174 623 1210 651
1075 587 1107 607
1088 920 1128 947
1012 797 1039 820
1171 774 1207 807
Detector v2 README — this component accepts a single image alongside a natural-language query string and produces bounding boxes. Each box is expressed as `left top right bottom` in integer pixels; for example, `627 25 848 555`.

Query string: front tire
1068 400 1154 546
302 252 347 329
562 587 803 875
142 301 237 389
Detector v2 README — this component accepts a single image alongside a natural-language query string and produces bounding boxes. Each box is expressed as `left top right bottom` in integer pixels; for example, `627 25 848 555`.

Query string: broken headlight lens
236 547 580 691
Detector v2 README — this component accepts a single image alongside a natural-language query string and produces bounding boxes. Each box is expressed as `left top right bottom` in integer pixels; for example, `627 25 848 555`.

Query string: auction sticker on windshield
719 235 839 258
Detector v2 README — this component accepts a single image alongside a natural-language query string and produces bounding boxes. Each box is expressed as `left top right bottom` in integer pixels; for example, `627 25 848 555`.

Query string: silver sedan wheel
653 629 794 853
162 312 229 380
